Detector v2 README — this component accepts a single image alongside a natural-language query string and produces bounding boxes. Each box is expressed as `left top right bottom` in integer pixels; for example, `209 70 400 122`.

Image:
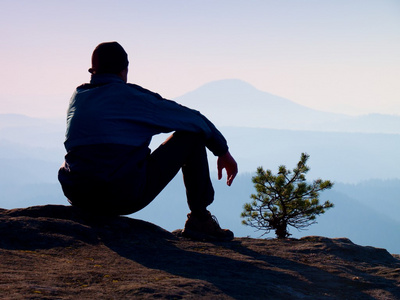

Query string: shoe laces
211 215 222 229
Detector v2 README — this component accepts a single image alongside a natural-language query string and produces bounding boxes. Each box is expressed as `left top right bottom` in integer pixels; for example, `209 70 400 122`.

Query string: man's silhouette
58 42 238 240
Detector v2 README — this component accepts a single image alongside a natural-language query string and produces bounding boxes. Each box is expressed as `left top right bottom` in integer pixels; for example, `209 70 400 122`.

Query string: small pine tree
241 153 334 239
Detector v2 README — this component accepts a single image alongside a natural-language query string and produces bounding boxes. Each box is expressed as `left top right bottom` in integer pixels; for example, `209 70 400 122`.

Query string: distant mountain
0 114 65 148
0 114 46 129
193 126 400 181
290 188 400 255
176 79 400 134
1 82 400 255
2 113 400 182
134 174 400 254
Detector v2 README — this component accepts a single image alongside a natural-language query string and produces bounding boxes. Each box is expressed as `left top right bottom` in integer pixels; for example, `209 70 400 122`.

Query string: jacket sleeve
128 84 228 156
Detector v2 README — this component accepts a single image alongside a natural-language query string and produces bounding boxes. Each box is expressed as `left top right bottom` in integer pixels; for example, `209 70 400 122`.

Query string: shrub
241 153 334 238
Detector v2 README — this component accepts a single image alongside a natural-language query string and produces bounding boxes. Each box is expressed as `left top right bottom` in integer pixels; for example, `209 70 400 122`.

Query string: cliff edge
0 205 399 299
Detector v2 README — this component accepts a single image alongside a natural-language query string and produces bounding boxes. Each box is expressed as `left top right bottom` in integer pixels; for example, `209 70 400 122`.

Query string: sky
0 0 399 118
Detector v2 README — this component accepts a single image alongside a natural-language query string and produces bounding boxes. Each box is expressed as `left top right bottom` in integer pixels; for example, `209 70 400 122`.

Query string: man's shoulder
126 83 163 100
76 82 109 91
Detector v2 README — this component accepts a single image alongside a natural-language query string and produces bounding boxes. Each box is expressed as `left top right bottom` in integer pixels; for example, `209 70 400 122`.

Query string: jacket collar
90 74 125 85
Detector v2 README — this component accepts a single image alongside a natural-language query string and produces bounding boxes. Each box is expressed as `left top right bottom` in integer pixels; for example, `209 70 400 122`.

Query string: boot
181 211 234 241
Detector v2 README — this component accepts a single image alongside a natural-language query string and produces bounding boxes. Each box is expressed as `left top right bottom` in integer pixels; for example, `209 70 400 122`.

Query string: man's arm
217 151 238 186
134 91 229 156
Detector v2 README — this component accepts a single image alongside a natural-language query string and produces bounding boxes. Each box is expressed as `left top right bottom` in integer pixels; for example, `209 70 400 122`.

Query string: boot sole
181 228 233 241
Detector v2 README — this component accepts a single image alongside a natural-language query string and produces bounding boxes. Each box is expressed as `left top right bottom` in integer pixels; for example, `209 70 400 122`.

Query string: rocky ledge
0 205 399 299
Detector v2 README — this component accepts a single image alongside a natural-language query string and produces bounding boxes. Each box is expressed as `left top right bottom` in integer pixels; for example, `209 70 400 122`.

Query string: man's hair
88 42 129 75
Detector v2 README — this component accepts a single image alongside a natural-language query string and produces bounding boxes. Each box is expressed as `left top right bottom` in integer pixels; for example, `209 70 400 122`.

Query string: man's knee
171 131 206 146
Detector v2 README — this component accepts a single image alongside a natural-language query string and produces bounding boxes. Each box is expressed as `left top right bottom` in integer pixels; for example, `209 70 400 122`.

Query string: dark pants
59 132 214 216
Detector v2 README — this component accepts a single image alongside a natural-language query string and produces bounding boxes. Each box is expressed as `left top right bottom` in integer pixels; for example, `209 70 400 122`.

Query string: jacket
64 74 228 156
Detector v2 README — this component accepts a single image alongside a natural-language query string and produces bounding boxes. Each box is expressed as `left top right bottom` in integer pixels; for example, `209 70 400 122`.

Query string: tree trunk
275 221 289 239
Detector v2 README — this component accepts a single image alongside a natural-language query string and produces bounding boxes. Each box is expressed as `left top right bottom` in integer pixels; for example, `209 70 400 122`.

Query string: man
58 41 238 241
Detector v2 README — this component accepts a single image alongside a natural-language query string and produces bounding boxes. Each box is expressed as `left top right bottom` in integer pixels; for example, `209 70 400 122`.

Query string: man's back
59 41 237 240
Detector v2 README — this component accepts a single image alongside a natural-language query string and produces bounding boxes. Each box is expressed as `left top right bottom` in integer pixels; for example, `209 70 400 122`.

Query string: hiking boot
181 211 234 241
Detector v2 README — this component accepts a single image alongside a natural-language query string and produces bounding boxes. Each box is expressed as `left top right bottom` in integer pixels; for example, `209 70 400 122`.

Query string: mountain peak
176 79 338 128
195 78 259 92
175 79 400 133
178 78 276 100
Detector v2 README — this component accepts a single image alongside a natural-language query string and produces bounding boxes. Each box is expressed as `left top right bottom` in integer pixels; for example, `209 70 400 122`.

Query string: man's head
89 42 129 79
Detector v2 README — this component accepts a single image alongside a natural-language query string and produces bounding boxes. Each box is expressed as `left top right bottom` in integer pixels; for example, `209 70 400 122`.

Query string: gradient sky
1 0 399 118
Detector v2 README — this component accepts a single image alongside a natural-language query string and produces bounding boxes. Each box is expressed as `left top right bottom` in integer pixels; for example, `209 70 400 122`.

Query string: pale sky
1 0 399 118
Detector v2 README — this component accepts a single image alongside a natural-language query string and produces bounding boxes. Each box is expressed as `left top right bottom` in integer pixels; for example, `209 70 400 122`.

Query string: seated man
58 42 238 241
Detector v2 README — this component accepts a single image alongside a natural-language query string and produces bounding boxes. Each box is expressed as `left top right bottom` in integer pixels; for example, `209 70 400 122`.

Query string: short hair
88 42 129 74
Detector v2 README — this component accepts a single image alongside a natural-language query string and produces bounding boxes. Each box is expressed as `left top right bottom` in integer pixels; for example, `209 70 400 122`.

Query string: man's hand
217 151 238 186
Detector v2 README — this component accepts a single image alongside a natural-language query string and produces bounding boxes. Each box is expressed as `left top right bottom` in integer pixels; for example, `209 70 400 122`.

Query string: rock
0 205 174 250
0 205 399 299
299 236 396 264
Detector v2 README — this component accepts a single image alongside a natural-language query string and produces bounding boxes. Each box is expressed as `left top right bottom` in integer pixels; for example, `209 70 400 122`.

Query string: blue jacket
64 74 228 156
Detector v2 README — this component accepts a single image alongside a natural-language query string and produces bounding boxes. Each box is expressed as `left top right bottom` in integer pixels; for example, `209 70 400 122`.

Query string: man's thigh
141 132 207 203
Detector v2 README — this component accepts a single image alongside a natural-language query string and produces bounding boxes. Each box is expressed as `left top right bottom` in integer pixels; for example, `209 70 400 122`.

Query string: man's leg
140 131 214 214
141 131 233 240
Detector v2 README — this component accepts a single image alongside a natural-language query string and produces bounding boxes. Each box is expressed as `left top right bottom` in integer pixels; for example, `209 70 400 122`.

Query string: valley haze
0 79 399 253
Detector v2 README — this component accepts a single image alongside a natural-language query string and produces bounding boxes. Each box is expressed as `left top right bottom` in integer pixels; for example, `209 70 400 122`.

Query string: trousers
59 132 215 216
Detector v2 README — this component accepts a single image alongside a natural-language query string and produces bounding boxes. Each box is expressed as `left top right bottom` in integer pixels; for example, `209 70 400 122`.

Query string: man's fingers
227 170 237 186
217 151 238 184
218 166 222 180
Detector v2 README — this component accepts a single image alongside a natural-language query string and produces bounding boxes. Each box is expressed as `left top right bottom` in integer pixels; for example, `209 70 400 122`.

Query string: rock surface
0 205 399 299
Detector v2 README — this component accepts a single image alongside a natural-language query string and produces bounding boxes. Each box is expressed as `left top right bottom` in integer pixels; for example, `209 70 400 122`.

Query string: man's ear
119 68 128 82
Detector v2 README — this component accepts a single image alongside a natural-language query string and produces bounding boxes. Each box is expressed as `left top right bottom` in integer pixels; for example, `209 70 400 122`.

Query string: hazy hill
1 79 400 255
1 205 399 299
3 113 400 182
131 173 400 255
0 113 50 128
176 79 400 134
0 114 65 148
214 127 400 180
